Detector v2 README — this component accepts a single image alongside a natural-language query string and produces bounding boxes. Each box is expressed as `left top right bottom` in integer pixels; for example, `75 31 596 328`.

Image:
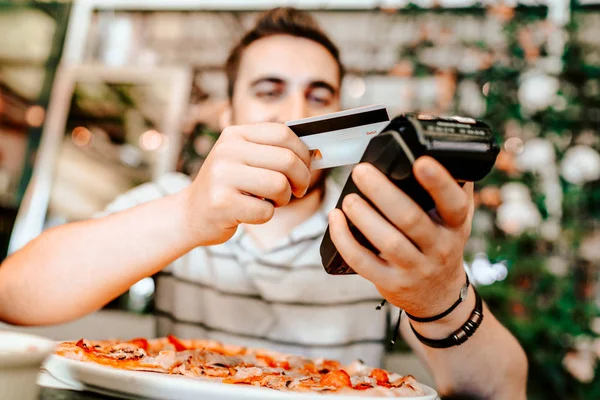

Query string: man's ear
219 102 233 131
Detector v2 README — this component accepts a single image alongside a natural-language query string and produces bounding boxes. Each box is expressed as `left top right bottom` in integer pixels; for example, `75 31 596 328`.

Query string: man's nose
279 91 309 122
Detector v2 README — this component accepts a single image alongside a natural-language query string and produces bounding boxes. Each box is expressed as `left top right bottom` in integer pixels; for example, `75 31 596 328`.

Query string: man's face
230 34 341 124
224 34 342 191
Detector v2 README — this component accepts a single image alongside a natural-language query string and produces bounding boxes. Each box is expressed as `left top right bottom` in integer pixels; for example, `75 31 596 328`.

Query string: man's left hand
328 156 473 318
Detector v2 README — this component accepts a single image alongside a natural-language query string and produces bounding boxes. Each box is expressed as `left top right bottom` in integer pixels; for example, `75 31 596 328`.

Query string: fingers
351 163 439 253
462 182 475 212
413 156 470 228
230 165 293 208
230 192 275 225
462 182 475 235
341 193 424 267
191 123 310 239
224 123 312 169
327 209 394 284
233 141 311 198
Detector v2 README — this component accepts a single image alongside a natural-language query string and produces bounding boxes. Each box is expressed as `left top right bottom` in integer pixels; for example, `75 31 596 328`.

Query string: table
39 387 116 400
37 371 127 400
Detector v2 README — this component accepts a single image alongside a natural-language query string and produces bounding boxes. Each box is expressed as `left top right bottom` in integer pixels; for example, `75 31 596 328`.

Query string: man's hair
225 7 345 99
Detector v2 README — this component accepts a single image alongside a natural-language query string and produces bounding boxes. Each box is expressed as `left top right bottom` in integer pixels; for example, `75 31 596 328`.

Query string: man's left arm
328 156 528 400
399 291 527 400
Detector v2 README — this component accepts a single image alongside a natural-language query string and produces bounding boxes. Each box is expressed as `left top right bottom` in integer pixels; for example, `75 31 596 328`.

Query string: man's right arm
0 188 200 326
0 123 312 326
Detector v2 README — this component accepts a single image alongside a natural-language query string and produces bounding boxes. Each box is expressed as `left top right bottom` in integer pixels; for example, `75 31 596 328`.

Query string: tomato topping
369 368 390 387
256 354 291 370
167 335 187 351
321 359 341 371
75 339 91 353
129 338 149 351
278 360 291 371
302 363 319 375
320 369 351 388
256 354 277 368
353 383 373 390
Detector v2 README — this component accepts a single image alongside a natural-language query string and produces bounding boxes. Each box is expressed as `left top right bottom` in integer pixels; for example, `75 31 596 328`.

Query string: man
0 7 527 399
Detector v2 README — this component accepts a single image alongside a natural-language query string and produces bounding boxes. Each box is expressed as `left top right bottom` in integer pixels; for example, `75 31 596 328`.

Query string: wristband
405 273 470 323
408 287 483 349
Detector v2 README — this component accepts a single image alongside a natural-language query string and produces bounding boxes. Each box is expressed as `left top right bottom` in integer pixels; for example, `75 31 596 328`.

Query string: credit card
286 105 390 170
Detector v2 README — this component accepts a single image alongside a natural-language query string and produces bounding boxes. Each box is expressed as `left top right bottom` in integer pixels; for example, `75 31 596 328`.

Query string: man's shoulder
98 172 192 217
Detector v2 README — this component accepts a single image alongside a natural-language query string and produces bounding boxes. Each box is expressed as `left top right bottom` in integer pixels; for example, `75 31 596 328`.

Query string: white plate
44 354 438 400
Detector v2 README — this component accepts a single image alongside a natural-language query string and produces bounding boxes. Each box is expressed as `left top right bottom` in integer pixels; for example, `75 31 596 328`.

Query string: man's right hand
181 123 312 246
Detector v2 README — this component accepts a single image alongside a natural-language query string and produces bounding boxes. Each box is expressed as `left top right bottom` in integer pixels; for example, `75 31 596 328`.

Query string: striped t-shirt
101 172 389 367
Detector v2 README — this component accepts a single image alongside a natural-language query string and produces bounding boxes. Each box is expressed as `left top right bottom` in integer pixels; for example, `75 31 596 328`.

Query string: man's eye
308 95 331 106
256 91 280 99
307 88 334 106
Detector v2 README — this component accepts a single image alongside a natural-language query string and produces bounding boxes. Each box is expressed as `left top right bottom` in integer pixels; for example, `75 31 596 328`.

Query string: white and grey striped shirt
101 173 389 367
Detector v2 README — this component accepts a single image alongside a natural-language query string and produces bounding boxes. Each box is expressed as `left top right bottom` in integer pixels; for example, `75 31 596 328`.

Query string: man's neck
243 186 325 251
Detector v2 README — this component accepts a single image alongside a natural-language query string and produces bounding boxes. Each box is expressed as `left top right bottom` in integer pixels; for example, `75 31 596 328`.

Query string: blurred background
1 0 599 398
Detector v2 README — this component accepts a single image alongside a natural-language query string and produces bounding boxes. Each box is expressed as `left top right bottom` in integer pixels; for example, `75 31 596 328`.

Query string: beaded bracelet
408 287 483 349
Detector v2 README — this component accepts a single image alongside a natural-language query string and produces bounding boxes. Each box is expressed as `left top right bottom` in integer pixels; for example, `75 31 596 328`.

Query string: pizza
54 335 426 397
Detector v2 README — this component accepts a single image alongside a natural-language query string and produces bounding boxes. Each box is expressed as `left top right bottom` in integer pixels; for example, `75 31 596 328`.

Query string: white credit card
286 104 390 170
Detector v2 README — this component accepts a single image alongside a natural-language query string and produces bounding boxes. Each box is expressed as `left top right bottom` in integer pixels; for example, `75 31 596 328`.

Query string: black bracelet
405 273 470 323
408 287 483 349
